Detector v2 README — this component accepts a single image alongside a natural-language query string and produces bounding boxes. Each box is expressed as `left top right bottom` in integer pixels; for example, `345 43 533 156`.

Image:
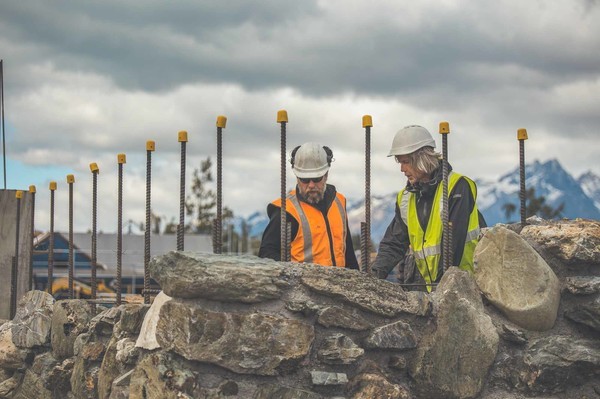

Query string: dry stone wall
0 218 599 399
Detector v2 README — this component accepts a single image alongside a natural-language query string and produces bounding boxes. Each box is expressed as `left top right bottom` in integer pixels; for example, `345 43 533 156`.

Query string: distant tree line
502 187 564 222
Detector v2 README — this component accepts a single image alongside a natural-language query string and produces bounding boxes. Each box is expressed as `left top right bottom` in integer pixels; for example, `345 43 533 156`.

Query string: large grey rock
347 367 412 399
46 357 75 398
254 384 322 399
565 276 600 295
519 335 600 394
301 267 430 317
155 298 314 375
520 218 600 265
129 351 198 399
149 251 288 302
473 225 560 331
410 268 498 399
11 290 54 348
309 371 348 386
317 306 370 331
0 322 30 371
51 300 93 360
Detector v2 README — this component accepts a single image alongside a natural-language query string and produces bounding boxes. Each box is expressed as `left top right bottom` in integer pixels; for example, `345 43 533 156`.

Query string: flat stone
565 276 600 295
310 371 348 386
11 290 54 348
364 320 416 350
317 306 370 331
347 371 411 399
254 384 322 399
317 333 364 364
0 322 30 370
564 298 600 332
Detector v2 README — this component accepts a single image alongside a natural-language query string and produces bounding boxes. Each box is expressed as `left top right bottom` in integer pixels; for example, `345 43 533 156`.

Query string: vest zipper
323 213 337 266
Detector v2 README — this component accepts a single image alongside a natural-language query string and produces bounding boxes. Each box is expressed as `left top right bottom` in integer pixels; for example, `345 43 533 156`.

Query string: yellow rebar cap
178 130 188 142
118 153 126 164
90 163 99 173
146 140 155 151
67 174 75 184
362 115 373 128
277 110 288 123
439 121 450 134
517 128 528 140
216 115 227 128
29 185 36 193
49 181 57 191
16 190 23 199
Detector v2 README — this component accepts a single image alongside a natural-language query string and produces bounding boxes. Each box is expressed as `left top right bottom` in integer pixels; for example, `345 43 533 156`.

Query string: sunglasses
298 176 324 184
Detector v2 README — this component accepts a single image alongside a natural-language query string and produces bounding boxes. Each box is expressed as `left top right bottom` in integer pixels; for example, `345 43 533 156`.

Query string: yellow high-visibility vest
397 172 480 291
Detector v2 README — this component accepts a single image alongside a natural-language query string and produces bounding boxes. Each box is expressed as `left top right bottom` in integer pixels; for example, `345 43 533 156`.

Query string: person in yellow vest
371 125 486 290
259 142 359 269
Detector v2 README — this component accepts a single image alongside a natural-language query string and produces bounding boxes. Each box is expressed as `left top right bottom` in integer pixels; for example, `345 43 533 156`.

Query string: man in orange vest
259 142 359 269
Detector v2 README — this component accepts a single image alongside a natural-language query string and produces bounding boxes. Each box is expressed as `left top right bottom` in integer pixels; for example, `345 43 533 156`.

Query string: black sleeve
370 203 410 279
258 204 299 261
447 177 476 267
344 218 359 270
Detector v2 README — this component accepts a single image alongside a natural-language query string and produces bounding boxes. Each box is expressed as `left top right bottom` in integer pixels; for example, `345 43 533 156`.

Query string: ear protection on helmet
290 145 334 166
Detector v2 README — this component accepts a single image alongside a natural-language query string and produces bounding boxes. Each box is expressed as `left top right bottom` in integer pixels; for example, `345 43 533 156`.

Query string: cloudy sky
1 0 599 233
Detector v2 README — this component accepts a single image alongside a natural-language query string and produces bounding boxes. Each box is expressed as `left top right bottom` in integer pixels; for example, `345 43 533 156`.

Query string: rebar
68 176 74 299
91 165 98 314
117 160 124 306
216 124 223 254
48 183 56 296
278 111 288 262
519 133 527 226
11 192 22 319
178 132 187 251
144 142 154 304
439 122 451 272
29 186 36 290
362 116 373 273
360 222 367 272
286 221 292 262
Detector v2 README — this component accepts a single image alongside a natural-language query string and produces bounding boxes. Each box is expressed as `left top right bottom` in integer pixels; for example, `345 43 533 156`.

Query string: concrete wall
0 189 33 319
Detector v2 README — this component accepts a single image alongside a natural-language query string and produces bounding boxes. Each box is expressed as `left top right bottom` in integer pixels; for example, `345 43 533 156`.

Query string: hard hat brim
387 139 436 157
293 165 330 179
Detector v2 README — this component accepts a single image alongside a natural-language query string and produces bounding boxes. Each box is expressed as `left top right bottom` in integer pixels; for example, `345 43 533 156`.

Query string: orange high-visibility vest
272 190 348 267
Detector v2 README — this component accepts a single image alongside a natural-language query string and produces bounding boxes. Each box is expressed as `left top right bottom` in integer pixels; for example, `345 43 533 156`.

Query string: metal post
67 174 75 299
48 182 56 296
1 59 6 190
117 154 126 306
361 115 373 273
90 163 99 313
11 190 23 319
177 131 187 251
518 128 528 226
144 141 155 304
28 185 36 290
215 116 227 254
439 122 451 271
277 110 289 262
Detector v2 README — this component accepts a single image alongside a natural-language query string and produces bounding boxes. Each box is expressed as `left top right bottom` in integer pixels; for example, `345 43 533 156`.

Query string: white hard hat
388 125 436 157
291 142 330 178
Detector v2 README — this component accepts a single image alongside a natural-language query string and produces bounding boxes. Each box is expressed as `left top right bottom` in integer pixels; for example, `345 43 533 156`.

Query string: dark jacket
258 184 359 269
371 163 486 280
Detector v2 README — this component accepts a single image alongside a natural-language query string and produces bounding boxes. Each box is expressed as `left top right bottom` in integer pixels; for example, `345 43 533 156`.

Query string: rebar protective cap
90 163 99 173
29 185 36 193
146 141 155 151
118 154 126 164
362 115 373 128
16 190 23 199
292 142 330 178
277 110 288 123
49 181 57 191
67 174 75 184
517 128 528 140
216 115 227 128
388 125 436 157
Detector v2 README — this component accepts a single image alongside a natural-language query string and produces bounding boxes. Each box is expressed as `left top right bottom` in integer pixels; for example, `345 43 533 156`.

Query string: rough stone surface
10 352 57 399
254 385 322 399
310 371 348 386
317 333 364 364
364 320 417 350
156 298 315 375
0 371 23 398
565 276 600 295
564 297 600 332
0 322 30 371
10 290 54 348
473 225 561 331
520 218 600 265
149 251 288 302
51 299 93 360
300 267 431 317
410 268 499 399
519 335 600 394
347 370 412 399
114 304 149 335
317 306 370 331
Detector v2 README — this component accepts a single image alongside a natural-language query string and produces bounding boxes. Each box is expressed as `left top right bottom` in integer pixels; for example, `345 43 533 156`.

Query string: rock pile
0 218 598 398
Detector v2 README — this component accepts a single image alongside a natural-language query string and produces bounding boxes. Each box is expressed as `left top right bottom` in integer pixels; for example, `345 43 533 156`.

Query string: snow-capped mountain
241 159 600 248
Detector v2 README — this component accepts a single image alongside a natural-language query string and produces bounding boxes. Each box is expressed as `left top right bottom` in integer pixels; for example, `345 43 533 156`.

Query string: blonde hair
407 146 441 175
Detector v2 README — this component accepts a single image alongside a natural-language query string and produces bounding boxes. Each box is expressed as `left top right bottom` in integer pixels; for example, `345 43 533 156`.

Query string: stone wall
0 218 599 399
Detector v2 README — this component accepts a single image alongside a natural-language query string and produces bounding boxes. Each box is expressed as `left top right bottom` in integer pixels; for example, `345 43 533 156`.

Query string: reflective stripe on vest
397 172 481 291
273 191 348 267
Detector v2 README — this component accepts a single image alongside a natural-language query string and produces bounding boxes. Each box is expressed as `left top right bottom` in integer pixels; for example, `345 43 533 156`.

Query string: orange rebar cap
29 185 36 193
277 110 288 123
16 190 23 199
216 115 227 128
362 115 373 128
517 128 528 140
90 163 99 173
146 140 155 151
118 154 126 164
178 130 188 142
439 121 450 134
66 174 75 184
49 181 57 191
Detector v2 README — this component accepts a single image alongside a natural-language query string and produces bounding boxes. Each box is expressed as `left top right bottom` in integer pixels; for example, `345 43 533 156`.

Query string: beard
301 187 325 204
